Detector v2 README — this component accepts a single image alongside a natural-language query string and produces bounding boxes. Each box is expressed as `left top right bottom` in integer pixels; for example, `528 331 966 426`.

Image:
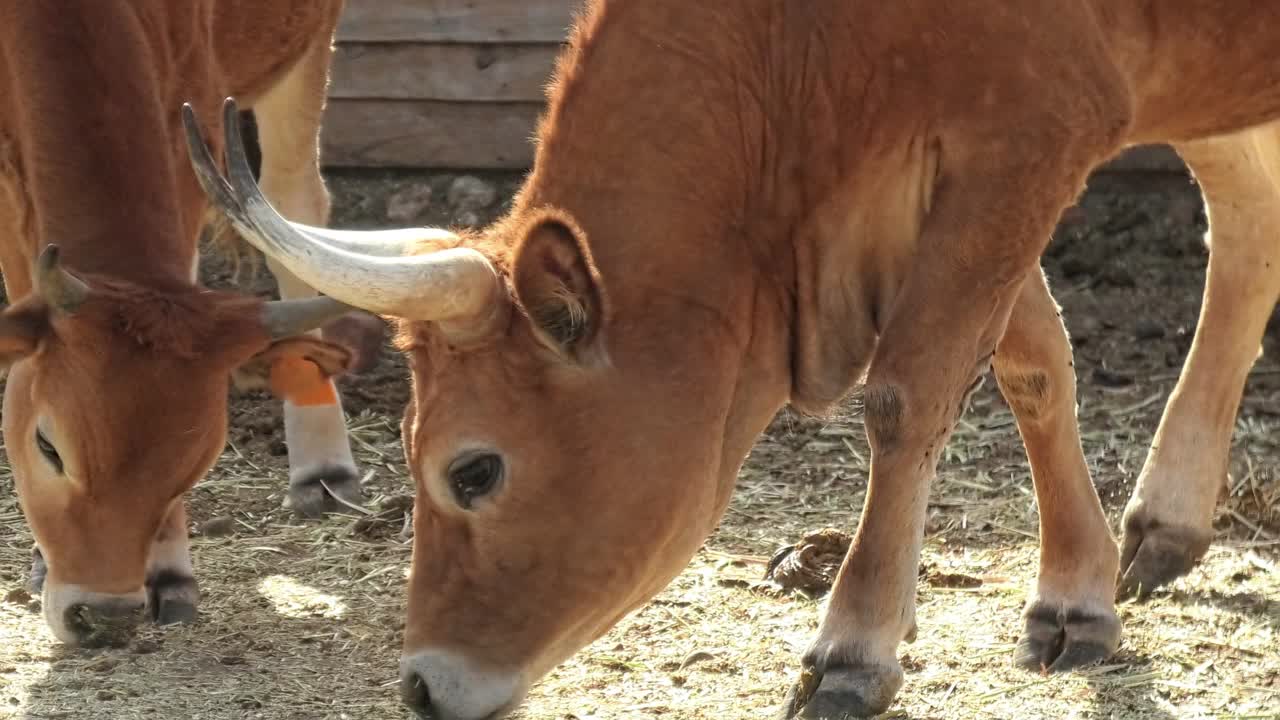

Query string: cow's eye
447 452 504 509
35 429 63 474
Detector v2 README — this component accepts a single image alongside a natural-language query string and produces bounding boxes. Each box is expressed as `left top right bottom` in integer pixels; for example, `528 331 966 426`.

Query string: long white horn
291 222 458 258
182 99 503 323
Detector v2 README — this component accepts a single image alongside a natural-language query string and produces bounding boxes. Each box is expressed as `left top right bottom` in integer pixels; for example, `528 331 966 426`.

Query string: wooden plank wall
321 0 1188 174
322 0 575 169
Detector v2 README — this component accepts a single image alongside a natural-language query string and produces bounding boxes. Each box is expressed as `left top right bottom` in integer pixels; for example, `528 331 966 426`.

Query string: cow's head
0 244 353 645
185 100 785 719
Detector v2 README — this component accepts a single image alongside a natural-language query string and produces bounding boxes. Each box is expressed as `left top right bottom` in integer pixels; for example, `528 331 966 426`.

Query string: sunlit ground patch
256 575 348 620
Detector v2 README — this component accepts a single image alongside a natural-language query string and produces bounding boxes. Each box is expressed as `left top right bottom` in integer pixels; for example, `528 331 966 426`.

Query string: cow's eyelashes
447 452 504 509
35 428 63 474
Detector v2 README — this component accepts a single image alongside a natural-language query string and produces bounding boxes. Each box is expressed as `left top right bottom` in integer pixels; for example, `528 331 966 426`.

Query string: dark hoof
321 311 386 375
285 464 365 518
778 663 903 719
147 571 200 625
1117 510 1212 600
1014 601 1120 673
28 546 47 594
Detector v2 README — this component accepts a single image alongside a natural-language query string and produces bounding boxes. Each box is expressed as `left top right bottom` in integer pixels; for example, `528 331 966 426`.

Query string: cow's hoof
147 571 200 625
28 546 47 594
1117 509 1212 599
285 464 365 518
1014 600 1120 673
778 661 903 719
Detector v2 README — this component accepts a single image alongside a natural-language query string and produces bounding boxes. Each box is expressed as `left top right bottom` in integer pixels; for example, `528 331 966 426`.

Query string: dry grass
1 172 1278 720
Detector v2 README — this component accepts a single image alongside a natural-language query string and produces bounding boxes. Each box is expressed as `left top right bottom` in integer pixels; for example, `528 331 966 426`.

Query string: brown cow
185 1 1280 718
0 1 365 646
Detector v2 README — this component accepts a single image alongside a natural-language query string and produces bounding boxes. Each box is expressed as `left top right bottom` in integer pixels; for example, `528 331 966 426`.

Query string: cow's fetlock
286 463 364 517
147 569 199 625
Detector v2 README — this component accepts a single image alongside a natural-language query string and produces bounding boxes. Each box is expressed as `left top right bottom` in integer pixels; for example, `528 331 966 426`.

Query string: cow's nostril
400 669 435 718
64 603 93 635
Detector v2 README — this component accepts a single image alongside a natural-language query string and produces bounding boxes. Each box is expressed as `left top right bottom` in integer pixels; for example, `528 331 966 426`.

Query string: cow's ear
511 215 605 356
0 302 50 370
231 336 353 406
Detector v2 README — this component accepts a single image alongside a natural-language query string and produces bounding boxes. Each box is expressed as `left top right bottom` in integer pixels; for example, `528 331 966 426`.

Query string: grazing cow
184 1 1280 718
0 1 366 646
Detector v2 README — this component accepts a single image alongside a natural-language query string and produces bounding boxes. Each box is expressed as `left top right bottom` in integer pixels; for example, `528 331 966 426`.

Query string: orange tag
268 356 338 407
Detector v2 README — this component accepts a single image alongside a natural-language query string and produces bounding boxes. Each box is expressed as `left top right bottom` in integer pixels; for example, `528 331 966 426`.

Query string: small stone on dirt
132 640 161 655
1092 367 1134 388
385 184 434 222
762 528 851 595
923 568 983 589
199 515 236 538
1134 319 1165 341
1101 265 1137 288
679 650 718 669
447 175 497 213
378 494 415 513
1060 254 1102 278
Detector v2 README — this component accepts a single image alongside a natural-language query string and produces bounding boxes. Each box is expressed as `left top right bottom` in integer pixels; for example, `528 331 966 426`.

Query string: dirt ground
1 167 1277 720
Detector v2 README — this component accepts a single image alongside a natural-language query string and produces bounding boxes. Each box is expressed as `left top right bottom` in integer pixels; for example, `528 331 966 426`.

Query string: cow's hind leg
1119 124 1280 597
782 128 1118 718
996 268 1120 670
249 39 364 517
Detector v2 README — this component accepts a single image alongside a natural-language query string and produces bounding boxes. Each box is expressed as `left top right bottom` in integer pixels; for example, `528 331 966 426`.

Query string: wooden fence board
331 42 560 101
322 99 542 168
337 0 578 43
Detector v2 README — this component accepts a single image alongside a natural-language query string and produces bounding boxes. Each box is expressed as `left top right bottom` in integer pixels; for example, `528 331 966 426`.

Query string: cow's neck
0 3 197 292
512 1 798 515
515 1 787 312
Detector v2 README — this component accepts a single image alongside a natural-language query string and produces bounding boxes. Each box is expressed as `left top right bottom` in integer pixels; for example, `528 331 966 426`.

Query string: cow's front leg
995 269 1120 671
781 140 1113 718
252 52 365 518
146 500 200 625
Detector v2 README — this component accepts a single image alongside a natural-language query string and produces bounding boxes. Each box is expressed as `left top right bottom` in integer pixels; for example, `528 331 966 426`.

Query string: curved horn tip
36 243 62 273
35 244 90 313
261 295 355 340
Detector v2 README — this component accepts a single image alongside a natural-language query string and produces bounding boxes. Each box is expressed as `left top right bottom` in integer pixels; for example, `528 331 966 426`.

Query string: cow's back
0 0 342 297
210 0 344 104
